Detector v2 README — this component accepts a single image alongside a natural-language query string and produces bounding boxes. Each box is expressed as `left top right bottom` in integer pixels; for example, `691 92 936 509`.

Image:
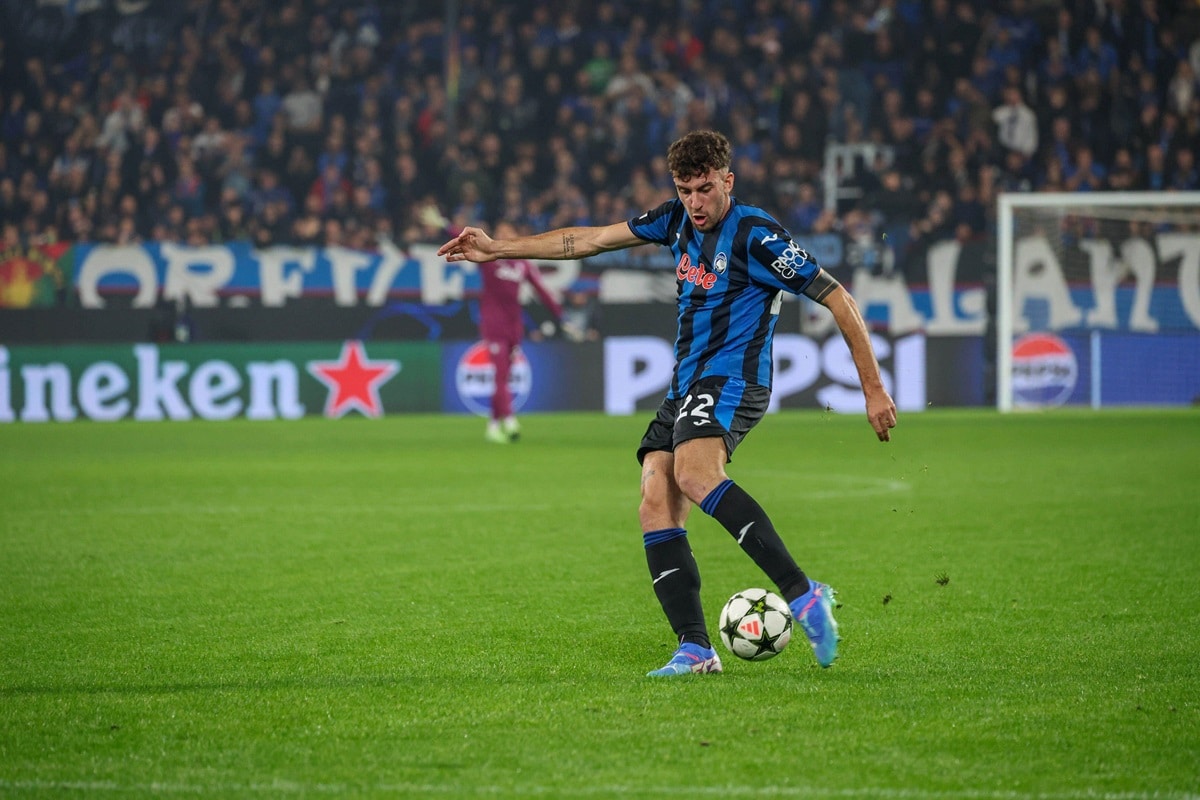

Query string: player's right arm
819 281 898 442
439 222 641 263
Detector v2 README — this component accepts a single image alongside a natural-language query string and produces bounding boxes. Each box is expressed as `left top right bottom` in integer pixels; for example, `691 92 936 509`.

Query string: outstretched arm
819 281 897 442
438 222 642 263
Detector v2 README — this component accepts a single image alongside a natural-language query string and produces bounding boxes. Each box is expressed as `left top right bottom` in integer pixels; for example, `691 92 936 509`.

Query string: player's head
667 130 732 179
667 130 734 233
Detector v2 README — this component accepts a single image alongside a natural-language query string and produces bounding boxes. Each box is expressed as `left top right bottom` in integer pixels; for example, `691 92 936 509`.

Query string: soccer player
477 221 563 443
439 131 896 676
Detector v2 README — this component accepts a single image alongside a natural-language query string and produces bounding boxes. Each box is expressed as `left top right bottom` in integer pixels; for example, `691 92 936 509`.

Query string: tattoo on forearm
562 232 576 257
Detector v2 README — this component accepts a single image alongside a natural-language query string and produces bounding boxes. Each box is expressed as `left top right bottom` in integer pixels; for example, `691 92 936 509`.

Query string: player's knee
639 480 686 530
672 466 713 506
672 436 728 503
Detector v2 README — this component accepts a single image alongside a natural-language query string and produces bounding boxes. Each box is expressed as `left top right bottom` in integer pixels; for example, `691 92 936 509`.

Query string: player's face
673 168 734 232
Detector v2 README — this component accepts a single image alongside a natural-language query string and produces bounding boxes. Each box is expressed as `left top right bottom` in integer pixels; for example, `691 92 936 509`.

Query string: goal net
996 192 1200 411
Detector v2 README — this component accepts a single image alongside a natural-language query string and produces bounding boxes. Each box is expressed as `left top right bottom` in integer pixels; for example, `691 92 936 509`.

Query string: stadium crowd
1 0 1199 275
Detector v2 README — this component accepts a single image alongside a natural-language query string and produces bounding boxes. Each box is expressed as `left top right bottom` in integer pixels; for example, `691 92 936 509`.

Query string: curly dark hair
666 130 733 180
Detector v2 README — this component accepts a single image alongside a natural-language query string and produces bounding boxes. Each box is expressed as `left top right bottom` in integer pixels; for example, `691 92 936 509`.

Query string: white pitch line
11 476 908 523
15 503 560 517
0 779 1194 800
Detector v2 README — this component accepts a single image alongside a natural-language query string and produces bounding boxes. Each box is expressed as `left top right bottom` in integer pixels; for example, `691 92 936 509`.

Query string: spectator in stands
992 85 1039 159
1106 147 1141 190
96 92 144 155
171 155 206 218
0 91 29 146
951 181 987 240
215 133 254 201
48 132 90 195
307 160 351 216
787 182 825 234
281 72 323 150
1064 144 1108 192
866 167 916 242
249 167 294 219
0 177 19 225
1166 59 1197 117
290 194 325 247
250 75 283 147
1170 147 1199 190
998 149 1035 193
1076 26 1120 83
218 197 252 242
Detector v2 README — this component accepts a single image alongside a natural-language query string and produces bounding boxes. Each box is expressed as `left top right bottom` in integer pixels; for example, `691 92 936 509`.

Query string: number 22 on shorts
677 392 716 427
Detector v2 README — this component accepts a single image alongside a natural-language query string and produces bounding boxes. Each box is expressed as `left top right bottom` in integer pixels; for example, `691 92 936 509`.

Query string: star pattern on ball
719 589 794 661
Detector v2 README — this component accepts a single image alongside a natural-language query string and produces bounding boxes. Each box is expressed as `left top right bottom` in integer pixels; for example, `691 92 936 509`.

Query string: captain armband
802 269 840 302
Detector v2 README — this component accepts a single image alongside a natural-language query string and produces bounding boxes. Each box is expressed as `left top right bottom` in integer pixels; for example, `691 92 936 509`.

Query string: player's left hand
866 391 897 442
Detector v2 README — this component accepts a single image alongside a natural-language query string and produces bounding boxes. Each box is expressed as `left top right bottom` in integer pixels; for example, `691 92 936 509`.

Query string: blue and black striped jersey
627 197 822 399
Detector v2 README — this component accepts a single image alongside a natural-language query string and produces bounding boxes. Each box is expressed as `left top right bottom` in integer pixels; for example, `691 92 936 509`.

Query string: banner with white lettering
61 236 1200 334
602 333 928 414
0 342 440 423
0 332 942 423
70 242 580 309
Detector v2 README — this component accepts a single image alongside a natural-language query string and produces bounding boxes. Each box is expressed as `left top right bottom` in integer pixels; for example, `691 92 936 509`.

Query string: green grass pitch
1 409 1198 798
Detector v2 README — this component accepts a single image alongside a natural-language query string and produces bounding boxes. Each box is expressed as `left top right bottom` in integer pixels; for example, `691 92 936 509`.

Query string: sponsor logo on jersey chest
676 253 718 289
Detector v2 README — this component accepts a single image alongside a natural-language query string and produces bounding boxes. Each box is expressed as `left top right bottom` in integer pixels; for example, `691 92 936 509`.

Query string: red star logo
306 341 400 418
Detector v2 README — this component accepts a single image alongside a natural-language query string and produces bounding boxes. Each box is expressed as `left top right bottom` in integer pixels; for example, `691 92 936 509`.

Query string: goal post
996 191 1200 411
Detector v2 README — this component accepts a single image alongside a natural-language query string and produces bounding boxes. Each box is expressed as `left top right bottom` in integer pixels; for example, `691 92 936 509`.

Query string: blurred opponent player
440 131 896 675
478 221 562 443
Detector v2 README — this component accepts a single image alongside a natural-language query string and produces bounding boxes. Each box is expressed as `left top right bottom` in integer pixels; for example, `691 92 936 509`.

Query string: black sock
699 480 810 603
643 528 710 649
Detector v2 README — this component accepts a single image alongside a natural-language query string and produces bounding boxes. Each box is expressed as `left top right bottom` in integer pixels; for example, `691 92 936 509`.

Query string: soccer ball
718 588 793 661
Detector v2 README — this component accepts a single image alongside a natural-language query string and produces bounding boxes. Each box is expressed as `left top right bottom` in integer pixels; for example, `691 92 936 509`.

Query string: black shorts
636 376 771 464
